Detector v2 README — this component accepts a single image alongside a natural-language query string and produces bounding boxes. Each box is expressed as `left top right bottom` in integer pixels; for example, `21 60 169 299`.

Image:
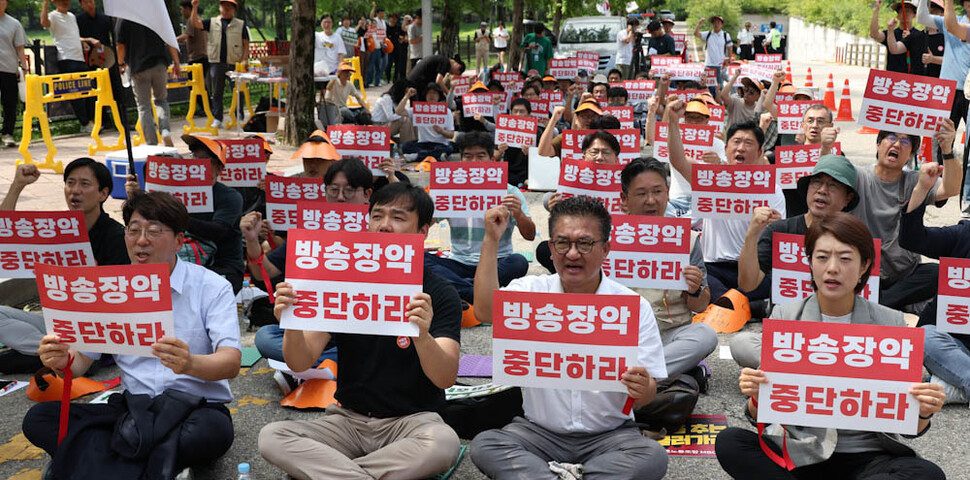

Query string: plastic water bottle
237 463 251 480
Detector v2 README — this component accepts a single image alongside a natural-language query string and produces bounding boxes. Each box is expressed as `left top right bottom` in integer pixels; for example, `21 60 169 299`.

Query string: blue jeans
705 260 771 302
922 324 970 394
254 324 338 368
366 49 386 87
425 252 529 304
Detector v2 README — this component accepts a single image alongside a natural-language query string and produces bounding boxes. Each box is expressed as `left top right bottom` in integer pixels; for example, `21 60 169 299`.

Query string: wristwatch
687 286 704 297
942 151 956 160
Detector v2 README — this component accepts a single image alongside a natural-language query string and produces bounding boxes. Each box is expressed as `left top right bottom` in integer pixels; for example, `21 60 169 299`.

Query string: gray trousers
258 404 460 480
470 416 668 480
0 306 44 355
729 331 761 369
131 63 171 145
661 322 718 377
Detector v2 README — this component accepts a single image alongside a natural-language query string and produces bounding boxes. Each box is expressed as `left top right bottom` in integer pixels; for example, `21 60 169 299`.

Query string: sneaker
211 119 222 129
929 375 968 404
0 349 43 374
273 370 303 396
161 130 174 147
79 124 93 134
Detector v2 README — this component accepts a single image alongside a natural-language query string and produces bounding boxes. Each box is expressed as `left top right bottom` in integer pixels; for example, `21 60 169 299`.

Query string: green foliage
686 0 742 35
739 0 783 14
788 0 893 37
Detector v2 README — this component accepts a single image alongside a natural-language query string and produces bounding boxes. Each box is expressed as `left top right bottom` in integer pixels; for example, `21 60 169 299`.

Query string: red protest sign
452 76 473 96
493 72 521 83
859 69 956 137
671 33 686 53
528 98 551 119
327 125 391 176
539 89 564 105
758 319 923 435
219 138 266 188
0 211 95 278
666 63 705 81
653 122 716 163
691 164 776 220
577 51 600 72
604 214 691 290
778 101 822 134
412 101 449 127
771 232 880 304
775 143 842 189
561 129 641 164
709 104 725 134
492 290 641 392
495 114 538 148
36 262 173 357
937 257 970 334
704 67 719 88
144 156 213 213
280 230 423 336
755 53 783 66
650 55 681 76
430 162 508 218
558 158 624 214
549 58 579 80
603 106 634 129
668 89 709 105
462 92 497 118
296 201 369 233
265 176 327 231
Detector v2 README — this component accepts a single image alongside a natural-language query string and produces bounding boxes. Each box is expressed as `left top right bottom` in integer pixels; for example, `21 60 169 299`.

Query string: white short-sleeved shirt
701 185 787 263
47 10 84 62
407 106 454 144
699 29 732 67
504 273 667 435
0 14 27 74
616 30 634 65
314 30 346 75
669 137 726 201
493 27 509 48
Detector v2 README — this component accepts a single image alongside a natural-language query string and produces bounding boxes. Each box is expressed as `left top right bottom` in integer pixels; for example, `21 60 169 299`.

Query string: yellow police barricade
18 68 123 173
345 56 367 109
225 62 256 130
133 63 216 145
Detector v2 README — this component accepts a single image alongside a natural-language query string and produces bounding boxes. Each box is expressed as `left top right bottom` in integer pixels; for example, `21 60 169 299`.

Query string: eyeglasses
551 238 605 255
124 224 172 240
883 135 913 147
808 177 843 191
325 186 363 198
803 117 831 126
584 148 616 158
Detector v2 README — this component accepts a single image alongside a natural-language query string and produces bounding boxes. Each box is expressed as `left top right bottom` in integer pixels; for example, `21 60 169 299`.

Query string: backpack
439 385 523 440
176 234 217 267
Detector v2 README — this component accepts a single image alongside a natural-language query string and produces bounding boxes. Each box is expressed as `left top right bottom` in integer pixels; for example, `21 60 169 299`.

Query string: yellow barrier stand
345 56 367 108
133 63 217 145
18 68 124 172
226 62 255 130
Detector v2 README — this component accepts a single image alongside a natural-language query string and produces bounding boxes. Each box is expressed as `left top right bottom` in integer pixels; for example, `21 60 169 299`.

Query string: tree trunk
509 0 524 72
440 0 460 58
275 1 288 41
284 0 315 146
553 0 563 36
167 0 181 38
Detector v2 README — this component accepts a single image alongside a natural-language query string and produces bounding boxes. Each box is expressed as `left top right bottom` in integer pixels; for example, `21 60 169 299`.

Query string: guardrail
836 44 886 69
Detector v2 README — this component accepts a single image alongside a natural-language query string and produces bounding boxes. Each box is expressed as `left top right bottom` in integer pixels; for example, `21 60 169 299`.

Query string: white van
554 16 627 72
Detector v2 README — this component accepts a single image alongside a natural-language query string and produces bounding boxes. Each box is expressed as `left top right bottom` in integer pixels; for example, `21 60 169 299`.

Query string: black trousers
879 262 939 310
740 44 755 60
0 71 18 135
57 59 95 126
22 398 234 472
715 427 944 480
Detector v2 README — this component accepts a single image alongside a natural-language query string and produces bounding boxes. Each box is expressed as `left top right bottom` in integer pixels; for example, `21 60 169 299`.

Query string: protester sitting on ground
852 125 958 311
260 182 462 479
766 94 835 217
620 158 716 381
0 159 128 373
666 96 786 314
470 196 668 480
718 212 946 480
720 70 766 128
24 191 241 479
733 155 860 353
372 79 417 144
426 131 534 306
401 82 457 161
496 98 545 187
537 99 603 158
325 62 369 125
899 160 970 403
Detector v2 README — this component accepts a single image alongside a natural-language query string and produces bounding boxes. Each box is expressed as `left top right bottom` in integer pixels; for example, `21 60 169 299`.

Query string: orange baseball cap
182 134 227 164
574 99 603 116
686 98 711 117
542 75 557 82
290 130 340 161
468 81 489 93
338 62 355 73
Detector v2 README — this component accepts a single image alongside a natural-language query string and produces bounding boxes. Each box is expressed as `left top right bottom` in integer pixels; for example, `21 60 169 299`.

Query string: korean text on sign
653 122 715 163
36 263 173 357
667 89 709 105
265 176 327 231
659 414 727 457
775 143 842 189
0 211 95 279
777 101 822 134
430 161 508 218
296 201 369 233
528 98 551 119
650 55 682 76
280 230 424 337
755 53 783 66
219 138 266 188
495 114 538 148
558 158 625 214
549 58 579 80
758 319 924 435
328 125 391 176
560 129 641 164
691 164 776 220
412 102 449 127
666 63 706 82
576 51 599 72
771 232 880 304
936 257 970 335
452 76 473 96
623 80 656 104
492 290 641 392
462 93 497 118
144 156 213 213
604 215 691 290
709 105 725 134
603 106 635 129
539 89 564 105
858 69 956 137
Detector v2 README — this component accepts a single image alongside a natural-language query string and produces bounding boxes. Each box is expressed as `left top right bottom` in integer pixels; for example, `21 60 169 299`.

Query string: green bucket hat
796 154 859 212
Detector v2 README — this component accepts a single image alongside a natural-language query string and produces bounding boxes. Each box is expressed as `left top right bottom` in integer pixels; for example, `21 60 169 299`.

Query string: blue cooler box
104 146 178 199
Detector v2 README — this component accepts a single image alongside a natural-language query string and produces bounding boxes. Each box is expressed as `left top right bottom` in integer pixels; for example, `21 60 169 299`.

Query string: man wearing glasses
470 195 669 480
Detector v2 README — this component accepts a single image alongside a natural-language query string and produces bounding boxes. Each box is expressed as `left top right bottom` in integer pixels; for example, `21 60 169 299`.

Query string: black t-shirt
880 28 927 76
757 215 808 275
335 270 462 417
387 23 405 48
89 211 130 266
926 32 944 78
201 18 250 64
117 20 171 74
188 182 244 292
648 34 677 56
76 10 112 47
407 54 451 88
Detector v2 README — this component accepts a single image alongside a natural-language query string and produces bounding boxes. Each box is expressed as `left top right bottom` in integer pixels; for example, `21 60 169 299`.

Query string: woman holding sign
717 213 946 479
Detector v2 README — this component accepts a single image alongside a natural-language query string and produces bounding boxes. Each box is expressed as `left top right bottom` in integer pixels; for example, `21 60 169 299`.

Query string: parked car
554 16 627 72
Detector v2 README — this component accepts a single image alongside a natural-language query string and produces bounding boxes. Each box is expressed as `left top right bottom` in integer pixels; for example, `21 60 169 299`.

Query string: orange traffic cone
823 74 836 110
805 67 814 88
857 125 880 134
785 61 793 84
834 79 855 122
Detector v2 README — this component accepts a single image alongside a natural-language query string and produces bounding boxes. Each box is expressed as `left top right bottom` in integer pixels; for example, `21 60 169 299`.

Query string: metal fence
836 43 886 70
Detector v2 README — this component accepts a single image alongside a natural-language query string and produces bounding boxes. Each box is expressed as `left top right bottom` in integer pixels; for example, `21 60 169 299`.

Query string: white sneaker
161 130 174 147
929 375 968 404
273 370 303 396
211 119 222 129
